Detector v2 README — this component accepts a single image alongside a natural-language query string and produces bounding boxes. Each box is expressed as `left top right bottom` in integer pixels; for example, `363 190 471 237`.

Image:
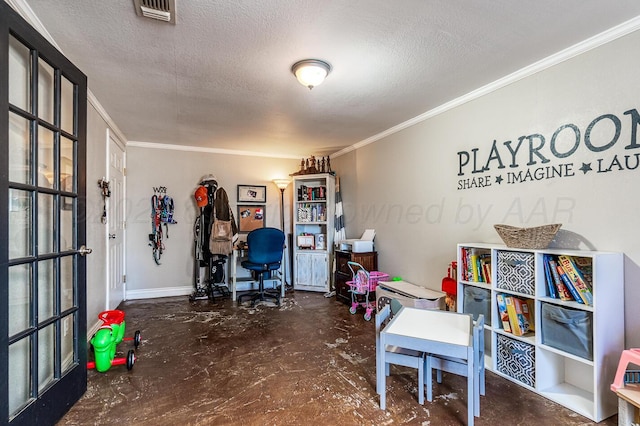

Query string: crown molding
127 141 300 159
87 92 128 144
7 0 129 145
332 15 640 159
5 0 60 50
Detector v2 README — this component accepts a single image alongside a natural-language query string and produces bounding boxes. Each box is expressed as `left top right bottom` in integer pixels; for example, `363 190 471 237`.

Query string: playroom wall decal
456 107 640 190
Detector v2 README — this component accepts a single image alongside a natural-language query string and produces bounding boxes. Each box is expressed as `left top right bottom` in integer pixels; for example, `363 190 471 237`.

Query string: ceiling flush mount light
291 59 332 90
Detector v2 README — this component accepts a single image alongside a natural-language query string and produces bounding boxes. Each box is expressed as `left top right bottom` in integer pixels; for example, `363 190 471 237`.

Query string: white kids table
377 307 475 425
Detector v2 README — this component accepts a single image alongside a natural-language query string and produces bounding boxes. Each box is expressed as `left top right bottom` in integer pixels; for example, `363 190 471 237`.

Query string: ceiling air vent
133 0 176 24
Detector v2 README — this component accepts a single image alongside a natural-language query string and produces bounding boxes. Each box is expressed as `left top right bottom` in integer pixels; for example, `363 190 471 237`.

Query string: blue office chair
237 227 285 307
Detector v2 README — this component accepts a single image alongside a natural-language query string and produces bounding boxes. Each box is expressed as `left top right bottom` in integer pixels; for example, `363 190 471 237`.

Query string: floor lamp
273 179 291 289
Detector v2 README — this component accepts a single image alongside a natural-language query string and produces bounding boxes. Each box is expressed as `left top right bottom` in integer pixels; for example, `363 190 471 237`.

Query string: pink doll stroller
346 261 389 321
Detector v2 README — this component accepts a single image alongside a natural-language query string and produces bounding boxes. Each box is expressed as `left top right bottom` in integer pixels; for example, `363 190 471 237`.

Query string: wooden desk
377 307 475 425
230 247 284 302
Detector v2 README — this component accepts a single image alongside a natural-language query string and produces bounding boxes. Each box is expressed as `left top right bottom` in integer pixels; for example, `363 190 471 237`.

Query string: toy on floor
87 310 141 373
612 348 640 391
346 261 389 321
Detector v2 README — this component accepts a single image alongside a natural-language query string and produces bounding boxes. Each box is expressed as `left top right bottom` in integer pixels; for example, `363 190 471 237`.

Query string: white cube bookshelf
457 243 623 422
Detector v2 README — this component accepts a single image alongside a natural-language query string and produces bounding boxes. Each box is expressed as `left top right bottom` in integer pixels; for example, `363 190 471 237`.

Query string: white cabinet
457 243 623 422
292 173 335 292
294 252 328 291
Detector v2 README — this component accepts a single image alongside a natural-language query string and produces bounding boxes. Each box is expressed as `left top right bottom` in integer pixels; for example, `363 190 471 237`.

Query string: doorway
1 2 88 424
107 131 126 309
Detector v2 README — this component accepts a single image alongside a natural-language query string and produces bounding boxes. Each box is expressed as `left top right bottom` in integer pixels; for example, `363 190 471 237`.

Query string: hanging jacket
209 187 238 255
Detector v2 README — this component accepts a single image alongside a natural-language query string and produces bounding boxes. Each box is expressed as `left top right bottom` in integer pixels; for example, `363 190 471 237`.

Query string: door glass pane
60 136 74 192
9 36 31 111
61 76 74 134
60 198 74 251
9 338 31 417
37 193 54 255
37 126 54 188
60 256 74 312
9 264 31 337
9 188 32 259
61 314 75 374
37 58 54 124
37 325 54 392
38 259 54 322
9 112 31 184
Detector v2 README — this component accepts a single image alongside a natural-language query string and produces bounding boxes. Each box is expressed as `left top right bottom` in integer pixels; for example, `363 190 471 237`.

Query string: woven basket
494 224 562 249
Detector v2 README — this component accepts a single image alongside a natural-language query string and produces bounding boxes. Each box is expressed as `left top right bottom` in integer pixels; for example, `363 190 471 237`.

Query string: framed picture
297 234 314 249
237 205 266 233
237 185 266 204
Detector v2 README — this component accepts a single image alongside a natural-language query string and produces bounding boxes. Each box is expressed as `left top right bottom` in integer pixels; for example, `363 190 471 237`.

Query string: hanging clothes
209 187 238 255
196 177 218 262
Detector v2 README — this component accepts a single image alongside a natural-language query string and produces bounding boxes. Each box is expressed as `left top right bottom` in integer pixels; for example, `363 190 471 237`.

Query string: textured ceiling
21 0 640 158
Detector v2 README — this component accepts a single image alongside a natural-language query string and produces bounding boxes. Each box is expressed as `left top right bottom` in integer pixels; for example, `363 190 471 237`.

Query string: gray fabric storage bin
496 251 535 295
463 286 492 326
541 303 593 360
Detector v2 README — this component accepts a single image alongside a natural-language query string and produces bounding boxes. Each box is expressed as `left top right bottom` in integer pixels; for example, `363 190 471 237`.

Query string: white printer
337 229 376 253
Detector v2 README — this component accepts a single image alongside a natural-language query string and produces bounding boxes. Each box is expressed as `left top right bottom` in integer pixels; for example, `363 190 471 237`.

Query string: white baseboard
87 320 102 341
126 285 193 300
125 281 283 301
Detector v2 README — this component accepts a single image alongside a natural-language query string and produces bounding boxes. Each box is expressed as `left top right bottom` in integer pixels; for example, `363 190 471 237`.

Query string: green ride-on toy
87 310 141 372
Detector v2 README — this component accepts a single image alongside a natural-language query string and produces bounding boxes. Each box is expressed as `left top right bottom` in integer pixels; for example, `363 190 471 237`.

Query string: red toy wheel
126 349 135 370
134 330 141 349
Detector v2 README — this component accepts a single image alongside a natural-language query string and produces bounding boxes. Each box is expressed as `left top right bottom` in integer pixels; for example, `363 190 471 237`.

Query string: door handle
109 233 116 239
79 245 93 256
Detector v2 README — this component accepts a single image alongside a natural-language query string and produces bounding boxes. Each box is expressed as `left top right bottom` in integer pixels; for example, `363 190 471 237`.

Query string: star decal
579 162 592 174
495 175 503 184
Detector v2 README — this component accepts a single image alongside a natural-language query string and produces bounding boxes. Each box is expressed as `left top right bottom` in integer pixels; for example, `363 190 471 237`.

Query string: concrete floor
58 292 618 425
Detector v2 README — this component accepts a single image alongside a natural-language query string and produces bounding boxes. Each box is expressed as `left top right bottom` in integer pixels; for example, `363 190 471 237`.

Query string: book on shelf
512 296 532 336
558 255 593 306
461 247 473 281
555 263 584 304
470 253 480 282
542 254 558 299
547 257 573 302
461 248 490 283
480 255 491 283
505 295 530 336
526 298 535 331
297 185 327 201
496 293 512 333
573 256 593 288
460 247 468 280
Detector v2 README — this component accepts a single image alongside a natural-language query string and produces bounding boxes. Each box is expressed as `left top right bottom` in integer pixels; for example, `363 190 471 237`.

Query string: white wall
125 146 298 298
332 29 640 346
84 103 109 331
85 100 128 333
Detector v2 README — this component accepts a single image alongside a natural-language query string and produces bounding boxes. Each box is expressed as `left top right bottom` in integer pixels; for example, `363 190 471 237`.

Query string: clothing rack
190 176 231 301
